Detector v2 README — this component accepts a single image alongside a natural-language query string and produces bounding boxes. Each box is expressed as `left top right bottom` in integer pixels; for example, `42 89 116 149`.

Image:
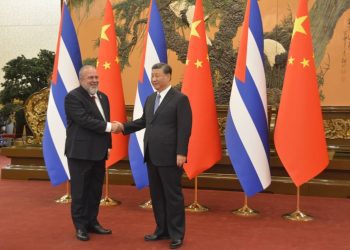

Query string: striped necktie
154 94 161 113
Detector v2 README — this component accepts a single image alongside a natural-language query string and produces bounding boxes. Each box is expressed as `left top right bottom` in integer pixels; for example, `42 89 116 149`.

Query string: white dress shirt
156 85 172 105
91 93 111 132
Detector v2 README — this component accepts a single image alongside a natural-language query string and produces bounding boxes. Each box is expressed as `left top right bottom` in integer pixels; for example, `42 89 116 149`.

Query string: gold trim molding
324 119 350 139
24 87 50 144
19 97 350 145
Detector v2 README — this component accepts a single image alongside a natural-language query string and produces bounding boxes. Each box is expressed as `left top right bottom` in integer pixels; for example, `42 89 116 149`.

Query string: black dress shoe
87 224 112 234
76 229 89 241
144 234 170 241
170 239 183 249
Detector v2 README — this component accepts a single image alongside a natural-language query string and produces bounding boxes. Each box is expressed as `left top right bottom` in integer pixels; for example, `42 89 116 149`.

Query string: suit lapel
77 87 105 121
97 92 108 121
147 92 157 120
151 88 175 122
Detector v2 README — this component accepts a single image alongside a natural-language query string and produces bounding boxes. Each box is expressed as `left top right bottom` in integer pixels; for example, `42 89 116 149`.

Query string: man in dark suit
118 63 192 249
65 65 119 241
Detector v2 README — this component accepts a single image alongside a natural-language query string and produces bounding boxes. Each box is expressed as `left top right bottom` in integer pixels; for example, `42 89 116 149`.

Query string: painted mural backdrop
70 0 350 106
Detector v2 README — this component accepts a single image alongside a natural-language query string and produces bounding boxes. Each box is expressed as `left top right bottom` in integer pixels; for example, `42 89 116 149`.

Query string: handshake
111 121 124 134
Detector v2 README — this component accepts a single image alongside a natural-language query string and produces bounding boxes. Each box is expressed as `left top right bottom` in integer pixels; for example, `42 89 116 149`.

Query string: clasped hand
111 121 124 134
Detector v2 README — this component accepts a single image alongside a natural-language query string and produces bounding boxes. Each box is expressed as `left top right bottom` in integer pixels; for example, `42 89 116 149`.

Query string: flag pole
282 185 313 221
232 194 258 216
139 199 153 209
185 177 208 212
100 168 121 206
55 181 71 203
21 125 26 145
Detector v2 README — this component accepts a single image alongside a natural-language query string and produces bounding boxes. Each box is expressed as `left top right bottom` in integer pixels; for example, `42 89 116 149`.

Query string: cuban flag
128 0 167 189
43 3 82 186
225 0 271 196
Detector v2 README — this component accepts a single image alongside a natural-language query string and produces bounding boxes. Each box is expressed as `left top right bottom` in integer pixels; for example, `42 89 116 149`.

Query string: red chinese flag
182 0 221 179
97 0 128 167
274 0 329 186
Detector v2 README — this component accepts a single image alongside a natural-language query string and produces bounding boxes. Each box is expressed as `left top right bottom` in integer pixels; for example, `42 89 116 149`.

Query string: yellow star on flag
186 59 190 65
292 16 307 37
115 56 119 64
288 57 295 65
194 59 203 68
96 60 99 68
300 58 309 68
100 24 111 41
103 61 111 69
190 20 201 38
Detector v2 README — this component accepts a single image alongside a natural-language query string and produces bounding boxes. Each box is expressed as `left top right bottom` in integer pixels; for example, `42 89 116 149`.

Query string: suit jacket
64 86 112 161
124 87 192 166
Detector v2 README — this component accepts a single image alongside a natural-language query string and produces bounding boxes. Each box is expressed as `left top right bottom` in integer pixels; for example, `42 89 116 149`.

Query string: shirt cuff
105 122 112 132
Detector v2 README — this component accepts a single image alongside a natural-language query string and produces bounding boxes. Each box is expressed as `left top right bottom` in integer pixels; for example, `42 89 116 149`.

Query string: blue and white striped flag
128 0 167 189
225 0 271 196
43 3 82 186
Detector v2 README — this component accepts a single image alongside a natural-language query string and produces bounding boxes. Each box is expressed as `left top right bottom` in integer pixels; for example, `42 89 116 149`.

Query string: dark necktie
154 94 161 113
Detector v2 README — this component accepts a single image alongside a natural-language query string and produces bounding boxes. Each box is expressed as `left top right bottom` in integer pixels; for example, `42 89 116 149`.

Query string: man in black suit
64 65 119 241
117 63 192 249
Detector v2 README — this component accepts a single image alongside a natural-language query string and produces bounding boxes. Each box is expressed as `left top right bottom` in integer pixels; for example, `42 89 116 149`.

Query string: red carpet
0 179 349 250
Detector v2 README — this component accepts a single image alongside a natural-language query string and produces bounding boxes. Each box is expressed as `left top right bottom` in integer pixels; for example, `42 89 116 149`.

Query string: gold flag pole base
185 201 208 212
282 186 313 222
282 210 313 221
55 194 71 204
100 196 121 207
232 204 259 217
139 199 153 209
185 177 209 212
232 195 258 217
55 181 71 203
99 168 121 206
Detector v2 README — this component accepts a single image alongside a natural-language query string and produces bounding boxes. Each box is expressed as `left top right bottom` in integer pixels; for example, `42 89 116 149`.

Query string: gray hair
79 65 96 79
